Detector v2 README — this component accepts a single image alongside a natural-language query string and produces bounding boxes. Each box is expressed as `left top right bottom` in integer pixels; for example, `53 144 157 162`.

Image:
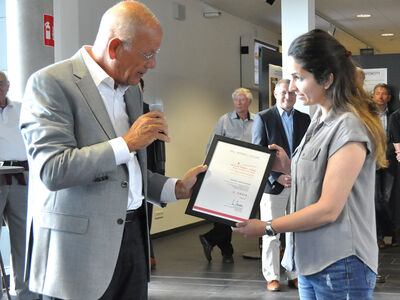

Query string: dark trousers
203 222 233 256
375 168 394 239
42 209 148 300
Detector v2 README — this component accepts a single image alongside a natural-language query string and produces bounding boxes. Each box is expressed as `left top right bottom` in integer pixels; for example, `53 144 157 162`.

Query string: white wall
54 0 280 234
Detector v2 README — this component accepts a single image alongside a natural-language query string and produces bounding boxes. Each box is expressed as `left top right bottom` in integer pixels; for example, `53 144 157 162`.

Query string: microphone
148 98 165 173
149 98 163 112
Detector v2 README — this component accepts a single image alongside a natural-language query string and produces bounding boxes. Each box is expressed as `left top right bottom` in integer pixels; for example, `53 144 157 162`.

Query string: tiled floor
149 223 400 300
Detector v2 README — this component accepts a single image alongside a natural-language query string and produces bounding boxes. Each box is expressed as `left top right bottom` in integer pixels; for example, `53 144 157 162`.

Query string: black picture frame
185 135 276 227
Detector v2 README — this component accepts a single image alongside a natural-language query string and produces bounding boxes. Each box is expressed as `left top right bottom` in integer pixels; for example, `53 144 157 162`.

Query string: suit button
121 181 128 188
117 218 124 225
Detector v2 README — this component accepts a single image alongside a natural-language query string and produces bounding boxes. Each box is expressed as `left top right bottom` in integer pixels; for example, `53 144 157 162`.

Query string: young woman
233 29 386 299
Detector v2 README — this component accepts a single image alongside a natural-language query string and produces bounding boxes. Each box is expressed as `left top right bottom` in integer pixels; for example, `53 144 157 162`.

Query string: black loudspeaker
266 0 275 5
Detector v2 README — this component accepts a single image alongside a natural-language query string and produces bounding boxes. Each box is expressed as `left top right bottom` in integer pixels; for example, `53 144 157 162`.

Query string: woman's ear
324 73 334 90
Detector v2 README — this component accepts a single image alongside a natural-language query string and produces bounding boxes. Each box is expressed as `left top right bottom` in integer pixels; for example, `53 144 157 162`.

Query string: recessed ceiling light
381 33 394 37
356 14 371 18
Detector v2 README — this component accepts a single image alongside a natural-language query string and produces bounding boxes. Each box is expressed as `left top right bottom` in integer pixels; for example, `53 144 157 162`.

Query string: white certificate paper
186 135 275 226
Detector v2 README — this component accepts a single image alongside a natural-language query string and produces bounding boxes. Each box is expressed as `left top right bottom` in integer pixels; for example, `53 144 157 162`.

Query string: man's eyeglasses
131 44 160 60
279 91 296 96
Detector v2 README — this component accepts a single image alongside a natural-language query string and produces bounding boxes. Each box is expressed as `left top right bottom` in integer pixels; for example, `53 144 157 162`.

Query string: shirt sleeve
108 137 132 165
252 113 266 146
160 178 178 203
328 113 372 159
206 115 225 153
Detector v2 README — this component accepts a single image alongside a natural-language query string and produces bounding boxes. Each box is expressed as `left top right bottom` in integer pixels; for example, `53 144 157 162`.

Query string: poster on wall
363 68 387 94
269 64 282 107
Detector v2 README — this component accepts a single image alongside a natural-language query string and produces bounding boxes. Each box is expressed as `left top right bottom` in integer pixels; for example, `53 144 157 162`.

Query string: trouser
375 168 394 239
203 223 233 256
42 207 148 300
0 172 35 300
260 189 296 282
298 255 375 300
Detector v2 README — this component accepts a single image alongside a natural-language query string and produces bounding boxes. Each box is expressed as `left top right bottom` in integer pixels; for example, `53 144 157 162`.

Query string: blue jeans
298 255 376 300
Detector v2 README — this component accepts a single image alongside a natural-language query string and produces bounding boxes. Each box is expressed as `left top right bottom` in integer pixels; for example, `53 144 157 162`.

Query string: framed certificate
185 135 275 227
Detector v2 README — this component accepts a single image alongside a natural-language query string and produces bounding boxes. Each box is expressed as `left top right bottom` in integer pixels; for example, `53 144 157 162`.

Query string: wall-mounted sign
44 14 54 47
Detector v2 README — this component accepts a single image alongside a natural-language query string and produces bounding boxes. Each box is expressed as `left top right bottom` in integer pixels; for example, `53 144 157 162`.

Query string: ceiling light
381 33 394 37
356 14 371 18
203 11 221 18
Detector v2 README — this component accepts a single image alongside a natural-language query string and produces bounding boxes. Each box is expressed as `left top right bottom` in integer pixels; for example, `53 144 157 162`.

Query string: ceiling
200 0 400 55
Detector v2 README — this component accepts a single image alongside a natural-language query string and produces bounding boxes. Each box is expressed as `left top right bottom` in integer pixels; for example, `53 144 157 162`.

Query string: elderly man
19 2 205 300
199 88 254 264
0 71 35 300
252 79 310 292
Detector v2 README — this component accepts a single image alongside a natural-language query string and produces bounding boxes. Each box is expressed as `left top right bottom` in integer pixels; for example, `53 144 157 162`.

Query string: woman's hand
232 219 267 238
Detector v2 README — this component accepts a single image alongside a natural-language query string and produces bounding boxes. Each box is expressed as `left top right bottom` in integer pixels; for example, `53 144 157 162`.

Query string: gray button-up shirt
282 107 378 275
206 110 254 152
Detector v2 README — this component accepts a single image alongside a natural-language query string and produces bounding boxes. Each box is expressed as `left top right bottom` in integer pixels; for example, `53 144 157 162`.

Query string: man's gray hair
232 88 253 101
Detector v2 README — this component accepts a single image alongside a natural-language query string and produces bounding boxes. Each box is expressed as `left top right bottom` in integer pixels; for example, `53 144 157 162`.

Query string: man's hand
175 165 208 199
276 174 291 188
122 111 170 152
232 219 267 238
268 144 291 175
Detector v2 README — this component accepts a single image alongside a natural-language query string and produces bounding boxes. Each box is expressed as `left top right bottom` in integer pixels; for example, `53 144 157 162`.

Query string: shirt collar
314 106 340 126
231 110 253 121
379 106 389 116
81 46 129 94
276 105 294 118
0 98 13 110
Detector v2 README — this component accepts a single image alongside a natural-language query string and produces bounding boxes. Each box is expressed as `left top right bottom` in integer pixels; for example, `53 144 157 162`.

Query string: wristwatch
265 220 277 236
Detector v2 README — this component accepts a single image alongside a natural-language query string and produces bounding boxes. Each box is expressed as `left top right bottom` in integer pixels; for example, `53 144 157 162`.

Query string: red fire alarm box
44 14 54 47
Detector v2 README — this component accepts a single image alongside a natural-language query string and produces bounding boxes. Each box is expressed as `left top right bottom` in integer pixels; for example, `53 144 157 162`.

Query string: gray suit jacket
20 49 168 299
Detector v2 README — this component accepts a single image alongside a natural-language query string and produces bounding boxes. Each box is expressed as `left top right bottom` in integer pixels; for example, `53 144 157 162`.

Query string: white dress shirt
81 46 177 210
0 100 27 161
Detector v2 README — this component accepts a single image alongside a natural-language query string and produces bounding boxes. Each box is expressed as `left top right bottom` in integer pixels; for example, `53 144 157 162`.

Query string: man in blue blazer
252 79 310 292
20 2 206 299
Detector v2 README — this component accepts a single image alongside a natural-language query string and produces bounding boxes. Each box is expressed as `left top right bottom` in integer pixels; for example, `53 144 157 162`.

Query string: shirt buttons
121 181 128 188
117 218 124 225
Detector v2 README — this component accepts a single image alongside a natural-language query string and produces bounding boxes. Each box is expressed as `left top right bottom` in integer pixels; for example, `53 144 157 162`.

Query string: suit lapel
71 50 116 140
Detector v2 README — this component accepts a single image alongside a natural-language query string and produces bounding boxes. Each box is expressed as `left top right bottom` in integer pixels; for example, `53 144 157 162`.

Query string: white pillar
53 0 79 62
6 0 54 101
281 0 315 115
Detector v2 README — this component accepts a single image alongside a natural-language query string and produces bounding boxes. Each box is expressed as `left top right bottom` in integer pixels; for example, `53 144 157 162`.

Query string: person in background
389 108 400 248
0 71 36 300
140 78 166 270
233 29 386 300
372 83 396 249
355 69 387 284
252 79 310 292
356 66 365 87
199 88 254 264
19 2 206 299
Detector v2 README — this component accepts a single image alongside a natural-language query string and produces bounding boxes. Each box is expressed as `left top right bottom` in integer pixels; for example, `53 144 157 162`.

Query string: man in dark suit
20 2 206 299
252 79 310 292
372 83 396 249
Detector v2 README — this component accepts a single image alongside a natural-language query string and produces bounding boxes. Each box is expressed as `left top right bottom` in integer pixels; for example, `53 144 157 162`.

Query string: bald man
20 2 205 299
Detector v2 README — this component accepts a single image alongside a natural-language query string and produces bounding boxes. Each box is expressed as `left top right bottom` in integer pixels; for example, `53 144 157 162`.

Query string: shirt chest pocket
300 148 321 161
297 147 323 183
